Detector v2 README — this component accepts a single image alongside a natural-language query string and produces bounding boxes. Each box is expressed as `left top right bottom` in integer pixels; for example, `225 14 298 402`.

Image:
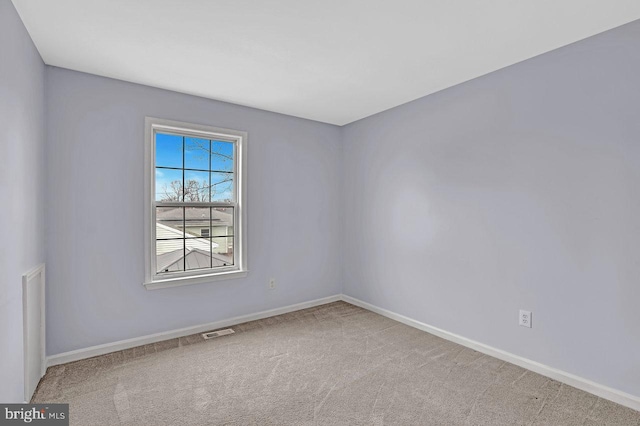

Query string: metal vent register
202 328 235 339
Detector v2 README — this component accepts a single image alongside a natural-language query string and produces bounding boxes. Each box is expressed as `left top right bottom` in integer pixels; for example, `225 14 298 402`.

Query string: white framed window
144 117 247 289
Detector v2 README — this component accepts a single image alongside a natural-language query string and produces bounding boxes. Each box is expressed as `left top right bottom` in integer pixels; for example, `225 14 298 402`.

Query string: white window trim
143 117 248 290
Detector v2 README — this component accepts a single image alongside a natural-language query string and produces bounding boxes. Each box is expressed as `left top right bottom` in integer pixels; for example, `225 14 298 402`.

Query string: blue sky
155 133 234 201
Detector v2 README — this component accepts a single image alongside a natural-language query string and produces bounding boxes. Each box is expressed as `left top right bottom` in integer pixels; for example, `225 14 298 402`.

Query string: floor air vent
202 329 235 339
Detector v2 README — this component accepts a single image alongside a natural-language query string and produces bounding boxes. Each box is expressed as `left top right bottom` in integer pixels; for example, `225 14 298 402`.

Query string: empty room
1 0 640 424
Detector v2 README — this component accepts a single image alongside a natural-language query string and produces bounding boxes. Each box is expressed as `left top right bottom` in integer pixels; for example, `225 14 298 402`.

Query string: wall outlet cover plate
519 310 532 328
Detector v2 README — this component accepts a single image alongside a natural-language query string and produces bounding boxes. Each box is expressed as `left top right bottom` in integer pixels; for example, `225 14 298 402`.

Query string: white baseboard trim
47 294 341 367
45 293 639 412
341 294 640 412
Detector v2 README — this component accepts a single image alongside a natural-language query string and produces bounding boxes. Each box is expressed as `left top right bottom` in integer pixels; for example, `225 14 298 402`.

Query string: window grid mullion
157 235 234 241
209 139 213 269
156 202 236 208
182 136 186 272
155 165 232 174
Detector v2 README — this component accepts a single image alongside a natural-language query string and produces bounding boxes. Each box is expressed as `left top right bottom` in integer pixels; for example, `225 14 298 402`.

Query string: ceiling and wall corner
11 0 640 125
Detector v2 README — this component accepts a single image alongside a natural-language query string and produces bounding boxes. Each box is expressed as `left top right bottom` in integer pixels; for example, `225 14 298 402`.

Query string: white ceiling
12 1 640 125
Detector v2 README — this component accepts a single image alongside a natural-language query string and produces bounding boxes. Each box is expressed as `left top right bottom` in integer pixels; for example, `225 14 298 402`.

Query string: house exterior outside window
144 117 247 289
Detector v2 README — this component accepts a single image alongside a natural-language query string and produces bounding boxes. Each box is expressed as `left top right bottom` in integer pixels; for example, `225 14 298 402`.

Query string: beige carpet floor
33 301 640 425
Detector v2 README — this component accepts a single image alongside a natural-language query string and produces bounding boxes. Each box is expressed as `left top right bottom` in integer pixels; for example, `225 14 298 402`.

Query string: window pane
156 207 183 237
156 207 185 273
211 208 233 268
184 207 210 238
211 172 233 202
184 137 210 170
178 237 233 270
156 168 183 202
212 237 234 266
211 140 234 172
184 207 212 271
184 238 214 271
211 207 234 236
156 133 183 168
156 240 185 274
183 170 210 202
156 206 235 275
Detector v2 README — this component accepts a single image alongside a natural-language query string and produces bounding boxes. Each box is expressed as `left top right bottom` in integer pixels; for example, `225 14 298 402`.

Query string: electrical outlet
268 278 276 290
519 310 532 328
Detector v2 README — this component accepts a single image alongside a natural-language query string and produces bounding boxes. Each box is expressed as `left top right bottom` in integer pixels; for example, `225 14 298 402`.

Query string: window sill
144 269 248 290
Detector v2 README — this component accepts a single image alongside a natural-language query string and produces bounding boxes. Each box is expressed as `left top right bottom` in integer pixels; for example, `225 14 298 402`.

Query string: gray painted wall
45 68 343 355
342 20 640 396
0 0 46 402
